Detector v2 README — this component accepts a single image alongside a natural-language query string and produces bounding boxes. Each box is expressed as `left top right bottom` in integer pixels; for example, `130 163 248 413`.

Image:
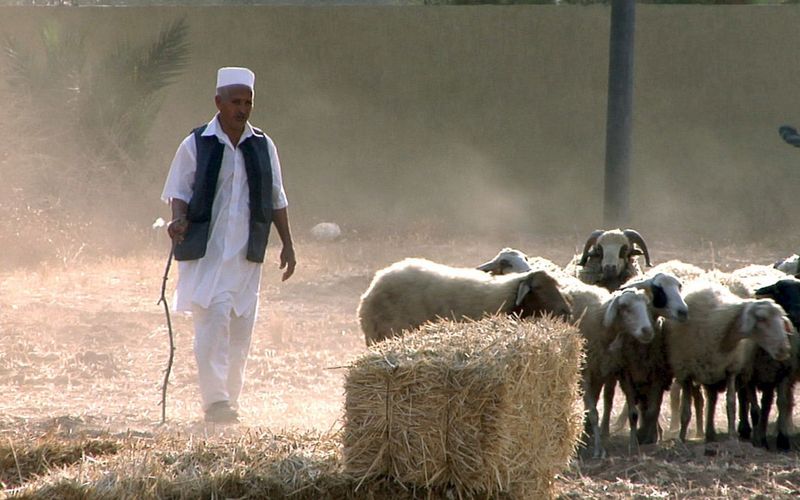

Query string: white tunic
161 115 288 317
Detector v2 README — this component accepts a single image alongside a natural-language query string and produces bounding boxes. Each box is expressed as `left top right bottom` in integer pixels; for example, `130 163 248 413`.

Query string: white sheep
602 272 689 440
665 279 792 443
703 269 752 299
700 265 790 300
476 247 565 276
664 263 786 438
480 254 668 450
564 228 652 292
358 258 572 345
648 260 706 283
570 285 655 458
774 254 800 275
658 264 746 437
736 278 800 450
610 314 671 449
477 252 670 449
647 260 755 298
730 264 792 295
624 272 689 323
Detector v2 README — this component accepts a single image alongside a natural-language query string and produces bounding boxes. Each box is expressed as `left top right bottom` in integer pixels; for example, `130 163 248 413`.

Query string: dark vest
173 124 273 263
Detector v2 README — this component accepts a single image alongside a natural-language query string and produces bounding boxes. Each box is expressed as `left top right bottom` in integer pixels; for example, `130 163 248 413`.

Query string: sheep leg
755 387 774 449
627 405 640 456
691 383 705 439
725 375 738 442
583 378 606 459
679 380 693 442
736 381 753 441
601 378 616 438
747 384 760 441
776 379 794 451
705 385 718 443
618 377 640 455
638 387 664 445
668 380 681 433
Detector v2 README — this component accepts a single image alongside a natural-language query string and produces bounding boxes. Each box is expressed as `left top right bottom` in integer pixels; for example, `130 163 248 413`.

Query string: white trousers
192 297 256 411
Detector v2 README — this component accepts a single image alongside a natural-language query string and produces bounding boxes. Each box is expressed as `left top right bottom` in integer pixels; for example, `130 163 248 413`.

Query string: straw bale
343 315 584 499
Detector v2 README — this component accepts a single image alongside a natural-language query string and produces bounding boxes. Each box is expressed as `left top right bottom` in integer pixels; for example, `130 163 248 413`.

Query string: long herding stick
157 246 176 425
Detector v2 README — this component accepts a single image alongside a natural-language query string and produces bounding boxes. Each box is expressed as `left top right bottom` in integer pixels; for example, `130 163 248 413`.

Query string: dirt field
2 229 800 498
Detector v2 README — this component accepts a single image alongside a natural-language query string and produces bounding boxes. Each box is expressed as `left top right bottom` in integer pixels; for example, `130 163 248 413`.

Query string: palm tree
2 17 190 171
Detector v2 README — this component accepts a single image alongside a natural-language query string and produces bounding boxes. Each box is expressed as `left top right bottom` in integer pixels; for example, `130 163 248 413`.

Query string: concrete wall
2 6 800 240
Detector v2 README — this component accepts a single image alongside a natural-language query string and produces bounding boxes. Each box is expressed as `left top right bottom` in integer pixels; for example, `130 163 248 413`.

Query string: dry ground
2 229 800 498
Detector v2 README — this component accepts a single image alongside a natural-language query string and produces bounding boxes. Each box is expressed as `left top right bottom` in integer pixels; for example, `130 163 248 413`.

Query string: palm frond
90 17 189 115
7 17 191 169
2 34 36 92
40 20 87 94
132 17 190 96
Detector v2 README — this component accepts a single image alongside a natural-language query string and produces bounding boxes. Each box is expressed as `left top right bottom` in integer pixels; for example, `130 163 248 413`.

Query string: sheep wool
667 282 754 385
358 258 569 345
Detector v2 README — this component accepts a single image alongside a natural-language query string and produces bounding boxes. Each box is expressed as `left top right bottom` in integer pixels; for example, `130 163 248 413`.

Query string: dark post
603 0 636 228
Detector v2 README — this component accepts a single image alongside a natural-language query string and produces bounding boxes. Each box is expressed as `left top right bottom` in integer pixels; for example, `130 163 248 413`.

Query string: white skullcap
216 67 255 91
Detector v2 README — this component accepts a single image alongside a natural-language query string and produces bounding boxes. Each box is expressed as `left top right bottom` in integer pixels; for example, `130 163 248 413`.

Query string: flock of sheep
356 229 800 458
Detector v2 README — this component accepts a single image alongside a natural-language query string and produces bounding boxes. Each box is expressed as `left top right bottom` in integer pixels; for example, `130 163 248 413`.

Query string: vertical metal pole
603 0 636 228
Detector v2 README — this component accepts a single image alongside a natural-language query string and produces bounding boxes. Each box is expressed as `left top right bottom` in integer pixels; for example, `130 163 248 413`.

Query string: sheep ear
754 284 775 297
739 302 757 335
603 295 620 327
515 280 532 306
477 259 501 273
652 285 667 309
783 317 794 335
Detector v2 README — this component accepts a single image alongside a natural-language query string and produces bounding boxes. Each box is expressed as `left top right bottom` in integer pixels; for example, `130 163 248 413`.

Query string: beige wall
2 6 800 241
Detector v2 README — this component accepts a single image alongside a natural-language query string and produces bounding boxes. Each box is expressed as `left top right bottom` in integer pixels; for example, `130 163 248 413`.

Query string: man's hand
279 244 296 282
167 216 188 244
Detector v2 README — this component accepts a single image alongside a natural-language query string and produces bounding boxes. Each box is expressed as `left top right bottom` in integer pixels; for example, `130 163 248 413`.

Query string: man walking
162 67 296 423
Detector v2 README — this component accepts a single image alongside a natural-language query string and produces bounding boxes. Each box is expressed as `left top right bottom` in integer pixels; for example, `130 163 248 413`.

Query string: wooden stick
157 246 175 425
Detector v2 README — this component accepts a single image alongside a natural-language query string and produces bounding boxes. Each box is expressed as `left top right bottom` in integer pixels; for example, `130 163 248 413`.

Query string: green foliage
3 20 87 107
0 17 191 261
83 18 190 164
2 17 190 167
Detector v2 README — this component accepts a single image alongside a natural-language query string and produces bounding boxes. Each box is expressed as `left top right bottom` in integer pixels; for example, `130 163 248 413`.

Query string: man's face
215 85 253 131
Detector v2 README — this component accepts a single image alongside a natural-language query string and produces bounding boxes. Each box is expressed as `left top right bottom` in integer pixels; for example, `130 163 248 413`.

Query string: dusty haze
4 7 800 497
2 6 800 266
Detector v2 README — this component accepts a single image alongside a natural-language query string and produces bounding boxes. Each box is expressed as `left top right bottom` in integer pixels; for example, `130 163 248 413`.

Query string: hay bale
343 315 584 499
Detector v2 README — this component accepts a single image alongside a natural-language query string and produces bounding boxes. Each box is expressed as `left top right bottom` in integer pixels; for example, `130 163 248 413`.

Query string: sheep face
773 254 799 275
651 273 689 322
739 299 793 362
476 248 531 275
755 278 800 327
579 229 651 281
603 289 654 343
514 271 572 321
598 231 634 280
